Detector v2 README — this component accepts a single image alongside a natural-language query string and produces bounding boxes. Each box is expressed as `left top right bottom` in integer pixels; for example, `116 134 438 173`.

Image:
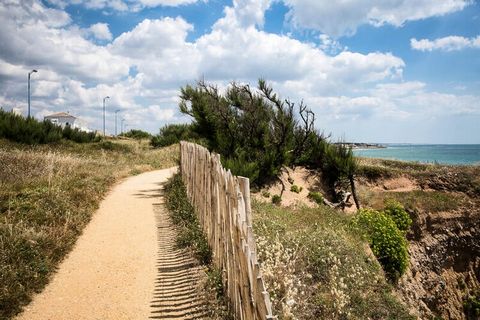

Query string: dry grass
356 156 479 215
253 201 413 320
0 139 178 319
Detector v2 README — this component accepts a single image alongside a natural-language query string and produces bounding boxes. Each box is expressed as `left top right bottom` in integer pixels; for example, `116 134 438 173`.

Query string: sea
353 144 480 165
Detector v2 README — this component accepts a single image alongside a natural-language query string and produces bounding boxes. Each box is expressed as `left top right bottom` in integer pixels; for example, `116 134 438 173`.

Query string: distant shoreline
351 144 480 166
334 142 386 150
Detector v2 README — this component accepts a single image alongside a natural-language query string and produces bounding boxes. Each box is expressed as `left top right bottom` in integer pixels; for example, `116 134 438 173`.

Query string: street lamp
114 109 121 136
103 96 110 136
28 69 38 118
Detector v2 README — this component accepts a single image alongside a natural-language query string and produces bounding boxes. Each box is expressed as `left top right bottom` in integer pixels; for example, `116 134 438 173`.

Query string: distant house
44 112 77 128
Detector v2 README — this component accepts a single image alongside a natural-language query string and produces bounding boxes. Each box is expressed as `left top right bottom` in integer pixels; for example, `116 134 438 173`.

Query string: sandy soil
254 167 357 211
15 168 177 320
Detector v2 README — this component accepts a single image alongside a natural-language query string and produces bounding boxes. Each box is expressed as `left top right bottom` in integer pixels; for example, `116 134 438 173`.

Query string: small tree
322 143 360 209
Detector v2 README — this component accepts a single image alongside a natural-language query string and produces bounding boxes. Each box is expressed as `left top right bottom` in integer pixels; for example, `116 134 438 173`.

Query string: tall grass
0 139 178 319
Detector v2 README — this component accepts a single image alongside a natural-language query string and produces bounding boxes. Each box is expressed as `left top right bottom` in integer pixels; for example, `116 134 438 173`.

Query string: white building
44 112 77 128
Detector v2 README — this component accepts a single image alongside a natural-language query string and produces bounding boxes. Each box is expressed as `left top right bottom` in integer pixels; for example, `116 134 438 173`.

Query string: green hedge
0 109 99 144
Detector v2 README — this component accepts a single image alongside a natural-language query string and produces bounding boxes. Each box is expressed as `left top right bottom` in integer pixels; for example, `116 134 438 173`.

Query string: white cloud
110 18 193 59
0 2 129 83
51 0 201 11
65 0 129 11
283 0 470 37
137 0 200 7
1 0 71 28
88 23 113 41
319 34 344 54
411 35 480 51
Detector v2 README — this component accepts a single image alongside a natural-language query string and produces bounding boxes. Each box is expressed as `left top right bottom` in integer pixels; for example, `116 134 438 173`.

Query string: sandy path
16 168 177 320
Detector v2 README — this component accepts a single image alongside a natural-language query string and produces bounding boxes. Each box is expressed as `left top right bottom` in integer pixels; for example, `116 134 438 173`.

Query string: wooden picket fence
180 141 275 320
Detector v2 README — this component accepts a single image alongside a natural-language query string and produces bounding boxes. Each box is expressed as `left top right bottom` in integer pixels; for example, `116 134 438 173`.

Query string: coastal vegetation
253 201 413 319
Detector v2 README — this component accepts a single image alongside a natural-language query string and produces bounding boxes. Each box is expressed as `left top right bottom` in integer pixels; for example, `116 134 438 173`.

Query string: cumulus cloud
88 23 113 41
411 35 480 51
283 0 470 37
0 3 129 83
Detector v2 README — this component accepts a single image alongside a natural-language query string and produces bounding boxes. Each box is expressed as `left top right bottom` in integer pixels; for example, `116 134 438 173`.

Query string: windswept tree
180 79 302 185
178 79 359 205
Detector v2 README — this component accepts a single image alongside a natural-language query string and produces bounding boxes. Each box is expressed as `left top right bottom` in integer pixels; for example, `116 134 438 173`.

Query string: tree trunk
349 175 361 210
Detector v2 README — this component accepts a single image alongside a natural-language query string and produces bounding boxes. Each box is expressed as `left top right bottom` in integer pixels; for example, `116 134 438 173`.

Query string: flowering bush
383 199 412 234
354 208 409 281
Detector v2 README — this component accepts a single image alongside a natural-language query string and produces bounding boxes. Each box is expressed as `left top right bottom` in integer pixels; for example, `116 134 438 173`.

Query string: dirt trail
15 167 207 320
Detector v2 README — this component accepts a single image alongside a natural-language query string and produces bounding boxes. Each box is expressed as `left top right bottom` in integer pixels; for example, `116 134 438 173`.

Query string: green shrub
464 291 480 319
308 191 324 205
222 153 260 183
383 199 412 234
120 129 151 139
272 194 282 205
290 185 302 193
151 123 199 148
357 164 393 181
354 209 409 281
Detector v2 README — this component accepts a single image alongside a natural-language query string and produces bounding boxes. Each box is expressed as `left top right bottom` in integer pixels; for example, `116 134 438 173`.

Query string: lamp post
114 109 121 136
102 96 110 136
27 69 38 118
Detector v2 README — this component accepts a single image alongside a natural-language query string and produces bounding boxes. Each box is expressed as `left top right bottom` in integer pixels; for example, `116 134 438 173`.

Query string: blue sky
1 0 479 143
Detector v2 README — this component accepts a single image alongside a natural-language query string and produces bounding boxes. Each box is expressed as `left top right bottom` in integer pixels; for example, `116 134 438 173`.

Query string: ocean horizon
353 144 480 165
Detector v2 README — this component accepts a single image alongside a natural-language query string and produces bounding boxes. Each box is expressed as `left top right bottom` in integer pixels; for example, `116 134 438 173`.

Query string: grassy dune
0 139 178 319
